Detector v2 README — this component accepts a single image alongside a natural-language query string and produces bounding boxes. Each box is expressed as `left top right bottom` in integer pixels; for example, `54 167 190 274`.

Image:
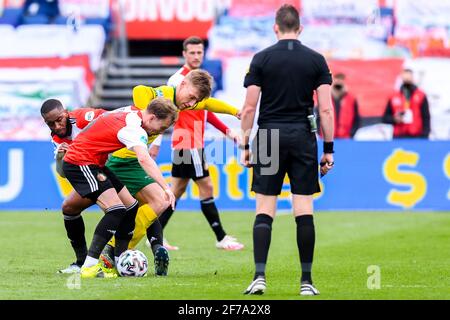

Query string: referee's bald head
275 4 300 33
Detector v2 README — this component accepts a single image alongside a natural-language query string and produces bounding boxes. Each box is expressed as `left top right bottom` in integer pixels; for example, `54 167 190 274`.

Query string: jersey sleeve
151 134 163 147
314 55 332 89
133 85 156 110
207 111 229 134
243 53 263 88
192 97 239 116
167 73 183 87
117 113 149 150
71 108 104 129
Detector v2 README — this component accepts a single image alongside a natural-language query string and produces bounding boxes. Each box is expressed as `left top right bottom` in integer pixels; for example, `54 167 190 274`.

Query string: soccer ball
117 250 148 277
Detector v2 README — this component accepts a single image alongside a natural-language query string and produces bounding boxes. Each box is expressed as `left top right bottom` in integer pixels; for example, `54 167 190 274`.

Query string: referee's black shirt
244 39 332 126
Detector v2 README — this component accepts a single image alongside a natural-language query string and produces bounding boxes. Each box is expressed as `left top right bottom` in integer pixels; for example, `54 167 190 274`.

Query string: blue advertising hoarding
0 139 449 211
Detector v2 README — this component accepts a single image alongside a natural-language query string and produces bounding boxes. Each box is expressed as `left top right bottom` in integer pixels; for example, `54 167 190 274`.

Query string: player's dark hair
185 69 212 102
403 68 413 74
40 99 64 115
275 4 300 33
183 36 204 51
147 97 178 125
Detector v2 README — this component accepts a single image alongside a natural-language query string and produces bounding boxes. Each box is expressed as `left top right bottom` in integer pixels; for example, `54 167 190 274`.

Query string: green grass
0 210 449 300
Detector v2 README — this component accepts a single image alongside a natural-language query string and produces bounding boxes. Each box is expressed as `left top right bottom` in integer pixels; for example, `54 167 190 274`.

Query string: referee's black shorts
62 161 125 202
171 148 210 181
251 122 320 196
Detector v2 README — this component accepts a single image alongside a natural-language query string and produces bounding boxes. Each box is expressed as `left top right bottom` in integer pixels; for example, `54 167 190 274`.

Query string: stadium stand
0 7 22 26
0 0 108 140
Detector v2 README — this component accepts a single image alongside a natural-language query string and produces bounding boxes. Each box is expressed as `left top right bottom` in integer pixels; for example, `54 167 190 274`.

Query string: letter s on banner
383 148 427 209
444 153 450 200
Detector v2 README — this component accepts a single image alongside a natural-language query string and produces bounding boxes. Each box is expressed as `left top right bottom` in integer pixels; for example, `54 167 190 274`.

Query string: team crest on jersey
155 89 164 97
85 111 95 122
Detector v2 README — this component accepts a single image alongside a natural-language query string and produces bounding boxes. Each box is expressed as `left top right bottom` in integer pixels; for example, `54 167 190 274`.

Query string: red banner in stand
328 59 404 117
122 0 215 40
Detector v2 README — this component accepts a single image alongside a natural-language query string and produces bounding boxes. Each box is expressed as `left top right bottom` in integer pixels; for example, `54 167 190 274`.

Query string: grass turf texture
0 211 449 300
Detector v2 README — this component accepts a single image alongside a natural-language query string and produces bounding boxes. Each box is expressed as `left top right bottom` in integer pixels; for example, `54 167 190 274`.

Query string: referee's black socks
200 197 226 241
253 213 273 279
295 214 315 284
63 213 87 266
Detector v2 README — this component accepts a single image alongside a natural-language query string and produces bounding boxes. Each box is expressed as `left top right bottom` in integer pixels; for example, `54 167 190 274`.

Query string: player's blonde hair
147 97 178 125
185 69 212 102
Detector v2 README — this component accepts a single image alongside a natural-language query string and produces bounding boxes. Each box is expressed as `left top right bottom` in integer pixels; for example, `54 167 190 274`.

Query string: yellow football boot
80 263 118 279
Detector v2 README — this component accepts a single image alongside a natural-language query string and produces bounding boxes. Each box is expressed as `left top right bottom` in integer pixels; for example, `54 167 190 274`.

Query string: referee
241 4 334 296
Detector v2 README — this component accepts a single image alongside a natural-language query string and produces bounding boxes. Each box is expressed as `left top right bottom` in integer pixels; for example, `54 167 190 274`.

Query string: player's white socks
83 256 99 268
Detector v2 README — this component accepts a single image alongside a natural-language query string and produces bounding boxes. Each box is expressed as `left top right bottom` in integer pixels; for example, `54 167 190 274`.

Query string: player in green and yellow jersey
102 69 240 276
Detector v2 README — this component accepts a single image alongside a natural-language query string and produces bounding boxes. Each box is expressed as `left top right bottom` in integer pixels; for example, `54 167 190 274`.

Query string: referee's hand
241 149 252 168
319 153 334 177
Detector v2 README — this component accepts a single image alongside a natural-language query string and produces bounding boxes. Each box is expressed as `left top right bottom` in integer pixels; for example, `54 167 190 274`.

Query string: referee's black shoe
243 276 266 295
300 282 320 296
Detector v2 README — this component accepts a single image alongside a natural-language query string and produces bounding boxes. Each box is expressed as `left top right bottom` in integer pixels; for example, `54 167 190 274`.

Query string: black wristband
239 144 250 150
323 141 334 154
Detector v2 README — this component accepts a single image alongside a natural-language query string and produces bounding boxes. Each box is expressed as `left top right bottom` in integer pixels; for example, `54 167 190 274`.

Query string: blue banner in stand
0 140 449 211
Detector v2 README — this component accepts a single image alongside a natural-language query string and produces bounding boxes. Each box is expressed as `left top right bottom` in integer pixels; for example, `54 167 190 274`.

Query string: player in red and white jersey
41 99 106 274
150 36 244 251
61 98 178 278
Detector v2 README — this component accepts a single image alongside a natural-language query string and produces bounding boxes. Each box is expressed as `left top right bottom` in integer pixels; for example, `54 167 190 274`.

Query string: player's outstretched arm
207 111 239 144
133 145 175 208
194 97 240 117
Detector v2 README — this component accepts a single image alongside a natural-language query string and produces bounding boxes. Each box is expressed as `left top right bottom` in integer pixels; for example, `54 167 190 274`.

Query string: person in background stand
382 69 430 138
331 72 360 138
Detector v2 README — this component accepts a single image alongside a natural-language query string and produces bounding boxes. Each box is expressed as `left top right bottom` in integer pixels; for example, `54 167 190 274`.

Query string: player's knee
199 181 214 198
61 200 82 215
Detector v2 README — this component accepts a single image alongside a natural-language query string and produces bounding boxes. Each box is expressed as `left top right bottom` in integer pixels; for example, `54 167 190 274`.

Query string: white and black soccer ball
117 250 148 277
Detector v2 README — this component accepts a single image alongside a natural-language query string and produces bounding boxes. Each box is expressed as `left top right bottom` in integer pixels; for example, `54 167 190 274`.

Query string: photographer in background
382 69 430 138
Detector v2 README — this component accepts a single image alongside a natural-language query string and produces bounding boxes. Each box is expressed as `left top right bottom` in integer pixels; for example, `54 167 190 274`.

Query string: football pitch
0 210 449 300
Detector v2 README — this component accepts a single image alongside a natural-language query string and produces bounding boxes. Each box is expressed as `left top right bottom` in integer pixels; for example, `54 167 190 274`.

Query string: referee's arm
316 84 335 176
240 85 261 167
317 84 334 142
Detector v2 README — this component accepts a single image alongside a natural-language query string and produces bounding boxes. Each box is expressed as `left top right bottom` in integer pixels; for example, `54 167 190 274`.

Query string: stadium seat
0 8 23 26
20 13 51 25
202 59 224 94
85 17 112 37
